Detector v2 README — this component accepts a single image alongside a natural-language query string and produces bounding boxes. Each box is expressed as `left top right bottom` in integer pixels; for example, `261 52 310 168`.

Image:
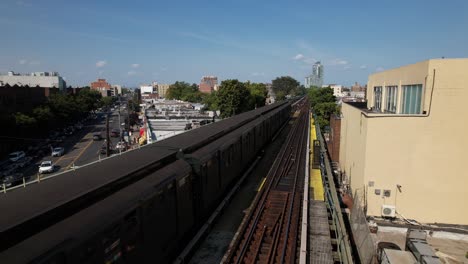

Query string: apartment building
339 58 468 225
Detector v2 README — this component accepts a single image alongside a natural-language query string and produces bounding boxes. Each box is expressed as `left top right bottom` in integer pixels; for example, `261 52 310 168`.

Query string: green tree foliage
314 102 339 128
76 89 102 112
128 99 141 112
307 87 338 128
14 112 37 128
216 80 251 118
202 91 219 111
271 76 300 99
245 82 267 108
101 96 116 108
166 81 205 103
308 86 335 108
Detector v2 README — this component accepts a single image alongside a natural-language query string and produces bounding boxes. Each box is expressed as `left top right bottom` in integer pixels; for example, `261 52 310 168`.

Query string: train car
0 102 293 263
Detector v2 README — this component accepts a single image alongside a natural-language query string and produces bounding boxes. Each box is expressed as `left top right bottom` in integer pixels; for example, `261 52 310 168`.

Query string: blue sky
1 0 468 87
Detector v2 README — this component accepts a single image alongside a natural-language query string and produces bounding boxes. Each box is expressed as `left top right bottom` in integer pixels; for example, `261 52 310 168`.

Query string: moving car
92 133 102 141
8 151 25 162
38 161 54 174
52 147 65 157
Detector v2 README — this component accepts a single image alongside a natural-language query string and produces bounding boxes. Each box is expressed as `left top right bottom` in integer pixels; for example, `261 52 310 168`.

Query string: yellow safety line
257 177 266 192
309 114 324 201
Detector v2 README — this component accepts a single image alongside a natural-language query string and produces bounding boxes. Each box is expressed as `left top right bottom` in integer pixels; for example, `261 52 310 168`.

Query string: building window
401 84 423 114
385 86 398 113
373 86 382 112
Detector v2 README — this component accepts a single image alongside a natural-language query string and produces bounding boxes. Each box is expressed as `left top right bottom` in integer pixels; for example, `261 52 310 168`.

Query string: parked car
38 161 54 174
2 173 26 188
110 129 120 137
8 151 25 162
52 147 65 157
100 144 113 155
17 156 33 168
115 141 128 151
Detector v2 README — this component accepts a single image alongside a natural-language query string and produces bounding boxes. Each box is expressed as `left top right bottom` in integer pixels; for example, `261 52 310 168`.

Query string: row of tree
164 76 308 118
13 89 104 137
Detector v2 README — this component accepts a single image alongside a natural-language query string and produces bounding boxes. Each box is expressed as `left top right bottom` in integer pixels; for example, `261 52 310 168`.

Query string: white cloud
29 61 40 65
127 71 137 76
293 54 304 60
344 65 351 70
131 63 140 68
19 59 27 65
251 72 265 76
360 65 367 69
96 60 107 67
376 67 385 72
98 70 104 76
329 59 349 66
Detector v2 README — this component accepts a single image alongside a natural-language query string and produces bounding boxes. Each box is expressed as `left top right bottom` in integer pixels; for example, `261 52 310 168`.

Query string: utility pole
106 114 110 157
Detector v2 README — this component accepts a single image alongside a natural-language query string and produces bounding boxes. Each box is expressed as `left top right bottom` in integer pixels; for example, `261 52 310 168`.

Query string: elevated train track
224 100 309 264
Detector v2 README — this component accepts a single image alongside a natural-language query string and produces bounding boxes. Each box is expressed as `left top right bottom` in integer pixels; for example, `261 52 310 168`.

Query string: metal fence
350 194 377 264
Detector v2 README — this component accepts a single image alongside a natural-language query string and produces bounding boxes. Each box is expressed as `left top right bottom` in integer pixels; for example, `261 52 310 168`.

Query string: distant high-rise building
305 61 324 88
199 76 218 93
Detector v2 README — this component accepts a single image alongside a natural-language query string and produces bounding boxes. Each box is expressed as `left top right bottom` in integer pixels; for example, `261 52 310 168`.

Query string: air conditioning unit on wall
381 205 396 218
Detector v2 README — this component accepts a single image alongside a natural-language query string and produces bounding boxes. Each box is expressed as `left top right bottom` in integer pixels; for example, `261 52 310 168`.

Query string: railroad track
225 102 309 264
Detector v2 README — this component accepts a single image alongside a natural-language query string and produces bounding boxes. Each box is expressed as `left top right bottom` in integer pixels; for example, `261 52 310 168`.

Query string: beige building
157 84 170 98
339 58 468 225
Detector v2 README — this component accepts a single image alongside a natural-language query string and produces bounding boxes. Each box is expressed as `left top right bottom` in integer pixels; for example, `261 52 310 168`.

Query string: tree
101 96 116 108
166 81 203 102
203 91 219 111
76 89 102 112
245 82 267 109
14 112 37 129
314 102 339 128
217 80 251 118
271 76 300 97
307 87 338 129
308 87 335 108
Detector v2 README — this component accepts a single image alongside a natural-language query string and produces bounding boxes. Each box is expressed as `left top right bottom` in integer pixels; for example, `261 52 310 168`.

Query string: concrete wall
340 59 468 225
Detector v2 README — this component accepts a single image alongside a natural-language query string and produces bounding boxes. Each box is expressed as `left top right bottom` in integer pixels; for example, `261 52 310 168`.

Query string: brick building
326 114 341 163
199 76 218 93
91 79 112 97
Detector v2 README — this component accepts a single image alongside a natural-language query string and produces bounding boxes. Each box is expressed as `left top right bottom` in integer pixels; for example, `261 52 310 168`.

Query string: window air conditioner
381 205 396 218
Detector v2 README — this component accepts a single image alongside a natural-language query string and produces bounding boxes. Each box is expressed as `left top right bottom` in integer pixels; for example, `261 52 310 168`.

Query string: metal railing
315 116 354 264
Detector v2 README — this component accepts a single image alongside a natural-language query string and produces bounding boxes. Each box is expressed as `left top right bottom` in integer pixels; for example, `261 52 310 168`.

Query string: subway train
0 102 291 263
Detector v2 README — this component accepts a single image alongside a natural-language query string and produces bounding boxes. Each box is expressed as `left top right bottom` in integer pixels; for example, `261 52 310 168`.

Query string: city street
19 107 135 182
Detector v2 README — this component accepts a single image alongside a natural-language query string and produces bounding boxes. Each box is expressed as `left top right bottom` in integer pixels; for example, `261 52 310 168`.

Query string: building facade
0 71 66 90
339 59 468 225
199 76 218 93
305 61 324 88
157 84 170 98
140 84 156 94
323 84 345 97
91 78 113 97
